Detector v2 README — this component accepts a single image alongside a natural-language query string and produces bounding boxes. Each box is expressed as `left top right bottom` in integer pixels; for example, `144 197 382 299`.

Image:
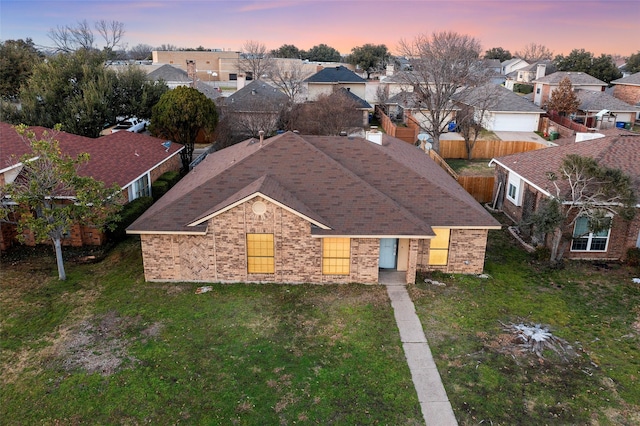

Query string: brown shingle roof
0 122 182 188
128 132 500 236
533 71 607 86
492 132 640 196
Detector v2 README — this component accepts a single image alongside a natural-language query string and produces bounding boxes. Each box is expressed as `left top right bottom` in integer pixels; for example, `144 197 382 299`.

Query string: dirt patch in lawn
44 311 163 376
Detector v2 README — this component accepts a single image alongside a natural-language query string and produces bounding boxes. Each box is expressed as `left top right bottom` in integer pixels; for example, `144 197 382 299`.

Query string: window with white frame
571 216 611 252
128 174 150 201
506 174 522 206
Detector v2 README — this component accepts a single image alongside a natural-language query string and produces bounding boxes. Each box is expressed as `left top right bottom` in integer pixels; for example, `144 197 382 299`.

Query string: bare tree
397 31 483 153
268 60 310 103
157 44 178 51
454 84 501 159
128 44 153 60
526 155 636 263
288 91 363 135
515 43 553 62
48 20 94 52
95 20 125 52
48 20 125 53
238 40 273 80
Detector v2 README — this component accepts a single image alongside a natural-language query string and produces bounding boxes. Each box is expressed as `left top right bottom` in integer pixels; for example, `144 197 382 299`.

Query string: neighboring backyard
2 220 640 424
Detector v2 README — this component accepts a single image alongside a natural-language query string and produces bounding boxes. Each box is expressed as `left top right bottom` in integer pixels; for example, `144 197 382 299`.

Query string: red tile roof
1 122 182 188
128 132 500 236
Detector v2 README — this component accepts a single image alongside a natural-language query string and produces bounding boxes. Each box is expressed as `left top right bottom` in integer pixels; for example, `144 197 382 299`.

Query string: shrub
532 245 551 261
514 83 534 94
152 170 182 201
107 196 154 242
151 180 169 201
157 170 181 186
626 247 640 267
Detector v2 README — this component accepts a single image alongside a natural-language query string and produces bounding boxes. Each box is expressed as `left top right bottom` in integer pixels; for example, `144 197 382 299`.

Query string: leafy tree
515 43 553 62
112 66 169 121
484 47 512 62
555 49 622 83
526 154 636 262
0 39 44 100
304 44 341 62
150 86 218 172
15 49 167 137
347 44 390 79
271 44 304 59
18 49 116 137
397 31 483 153
1 125 122 280
544 77 580 116
238 40 272 80
625 51 640 74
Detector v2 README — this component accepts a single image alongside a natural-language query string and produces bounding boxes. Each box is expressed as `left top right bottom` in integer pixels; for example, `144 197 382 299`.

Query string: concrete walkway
385 278 458 426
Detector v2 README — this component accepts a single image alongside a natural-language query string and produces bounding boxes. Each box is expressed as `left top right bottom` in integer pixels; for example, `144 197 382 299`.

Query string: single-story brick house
490 130 640 260
127 131 501 284
0 122 183 250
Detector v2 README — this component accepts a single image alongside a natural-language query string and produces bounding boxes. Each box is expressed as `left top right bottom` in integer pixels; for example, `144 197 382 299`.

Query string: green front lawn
0 239 422 425
412 220 640 425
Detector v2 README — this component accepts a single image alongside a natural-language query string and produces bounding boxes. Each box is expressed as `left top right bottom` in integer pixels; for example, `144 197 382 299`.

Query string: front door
379 238 398 269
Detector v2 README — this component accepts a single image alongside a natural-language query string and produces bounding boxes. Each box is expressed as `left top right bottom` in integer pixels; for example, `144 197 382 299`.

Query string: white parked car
111 117 149 133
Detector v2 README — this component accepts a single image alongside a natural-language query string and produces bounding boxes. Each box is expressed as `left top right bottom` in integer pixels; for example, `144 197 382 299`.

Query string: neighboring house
219 79 290 137
573 89 639 129
611 72 640 118
0 122 182 250
481 59 505 85
533 71 607 107
504 62 555 91
490 130 640 261
384 91 458 133
453 84 545 132
146 63 222 101
336 87 372 126
152 50 241 83
501 58 529 75
379 71 419 99
127 131 500 284
147 64 192 89
304 65 367 101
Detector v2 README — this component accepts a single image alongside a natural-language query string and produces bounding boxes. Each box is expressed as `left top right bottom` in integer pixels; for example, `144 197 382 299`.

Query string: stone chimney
536 63 547 80
186 60 196 87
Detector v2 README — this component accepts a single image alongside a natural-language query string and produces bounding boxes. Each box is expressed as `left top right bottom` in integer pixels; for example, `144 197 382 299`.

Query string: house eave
489 158 552 197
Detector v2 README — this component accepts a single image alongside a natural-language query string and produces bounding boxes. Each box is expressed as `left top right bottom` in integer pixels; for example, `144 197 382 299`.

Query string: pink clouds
1 1 638 56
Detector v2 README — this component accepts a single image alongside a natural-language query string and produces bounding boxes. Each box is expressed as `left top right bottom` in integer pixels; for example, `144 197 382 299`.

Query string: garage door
492 114 539 132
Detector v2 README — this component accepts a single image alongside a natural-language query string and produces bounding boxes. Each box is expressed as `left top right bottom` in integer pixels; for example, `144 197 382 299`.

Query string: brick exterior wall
140 197 381 284
152 51 240 82
416 229 489 274
150 155 182 182
613 85 640 107
495 165 640 261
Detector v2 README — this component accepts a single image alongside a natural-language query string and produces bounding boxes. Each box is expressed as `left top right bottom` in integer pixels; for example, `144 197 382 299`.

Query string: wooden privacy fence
438 139 546 159
377 106 419 144
428 150 495 203
457 176 495 203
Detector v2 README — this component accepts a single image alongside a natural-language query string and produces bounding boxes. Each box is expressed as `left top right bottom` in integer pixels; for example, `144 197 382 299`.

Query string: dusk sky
1 0 639 57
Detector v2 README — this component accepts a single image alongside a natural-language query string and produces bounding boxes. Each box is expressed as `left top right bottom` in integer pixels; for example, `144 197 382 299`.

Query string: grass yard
0 239 422 425
412 219 640 425
446 159 495 176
